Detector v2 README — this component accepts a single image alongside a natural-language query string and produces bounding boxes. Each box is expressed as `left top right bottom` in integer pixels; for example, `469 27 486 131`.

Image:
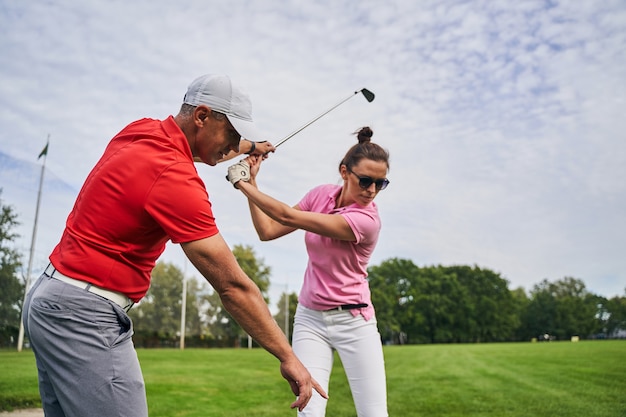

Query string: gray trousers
24 273 148 417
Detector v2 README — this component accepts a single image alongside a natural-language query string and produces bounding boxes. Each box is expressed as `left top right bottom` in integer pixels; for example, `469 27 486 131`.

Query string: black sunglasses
347 167 390 191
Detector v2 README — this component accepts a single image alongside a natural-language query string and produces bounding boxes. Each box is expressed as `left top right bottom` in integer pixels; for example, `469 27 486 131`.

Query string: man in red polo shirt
23 74 326 417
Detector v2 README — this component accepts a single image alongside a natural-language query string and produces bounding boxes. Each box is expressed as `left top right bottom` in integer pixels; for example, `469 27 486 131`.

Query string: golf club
274 88 375 148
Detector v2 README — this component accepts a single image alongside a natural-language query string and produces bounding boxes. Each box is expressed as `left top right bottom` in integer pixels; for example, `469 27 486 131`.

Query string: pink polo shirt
297 184 381 320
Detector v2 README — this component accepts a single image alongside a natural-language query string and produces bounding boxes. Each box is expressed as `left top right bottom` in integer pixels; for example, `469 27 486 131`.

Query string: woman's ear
339 164 348 180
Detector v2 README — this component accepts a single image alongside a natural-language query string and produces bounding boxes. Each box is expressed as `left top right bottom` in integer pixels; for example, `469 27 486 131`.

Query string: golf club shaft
274 89 372 148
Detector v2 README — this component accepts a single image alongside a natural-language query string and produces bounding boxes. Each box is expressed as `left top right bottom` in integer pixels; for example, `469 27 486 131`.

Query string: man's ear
195 105 211 124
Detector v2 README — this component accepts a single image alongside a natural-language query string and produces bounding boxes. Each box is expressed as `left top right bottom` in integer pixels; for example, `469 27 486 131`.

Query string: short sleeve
145 162 219 243
341 208 380 245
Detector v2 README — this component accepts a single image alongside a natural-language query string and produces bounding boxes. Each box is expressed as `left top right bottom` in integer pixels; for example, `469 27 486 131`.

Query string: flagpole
17 135 49 352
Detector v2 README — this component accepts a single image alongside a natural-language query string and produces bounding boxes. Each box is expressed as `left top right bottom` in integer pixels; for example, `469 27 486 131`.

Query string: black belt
327 303 368 311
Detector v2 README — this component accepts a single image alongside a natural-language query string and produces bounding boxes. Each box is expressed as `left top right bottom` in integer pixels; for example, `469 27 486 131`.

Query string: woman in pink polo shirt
232 127 390 417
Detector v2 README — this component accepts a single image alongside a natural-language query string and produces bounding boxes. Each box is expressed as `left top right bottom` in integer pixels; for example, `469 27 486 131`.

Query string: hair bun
355 126 373 144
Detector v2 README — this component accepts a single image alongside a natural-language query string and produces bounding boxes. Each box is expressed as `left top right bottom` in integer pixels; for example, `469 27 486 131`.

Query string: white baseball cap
183 74 263 141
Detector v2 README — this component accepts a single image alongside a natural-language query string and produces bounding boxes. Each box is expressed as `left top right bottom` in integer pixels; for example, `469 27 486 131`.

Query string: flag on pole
38 140 49 160
18 135 49 351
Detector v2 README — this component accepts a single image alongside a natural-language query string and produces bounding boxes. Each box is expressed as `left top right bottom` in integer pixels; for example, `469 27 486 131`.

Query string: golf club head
361 88 375 102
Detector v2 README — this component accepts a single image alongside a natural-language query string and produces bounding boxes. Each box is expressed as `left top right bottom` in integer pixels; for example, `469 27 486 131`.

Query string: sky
1 0 625 310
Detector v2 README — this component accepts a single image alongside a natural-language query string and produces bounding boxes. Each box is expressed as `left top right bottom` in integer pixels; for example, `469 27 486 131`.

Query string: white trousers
293 304 388 417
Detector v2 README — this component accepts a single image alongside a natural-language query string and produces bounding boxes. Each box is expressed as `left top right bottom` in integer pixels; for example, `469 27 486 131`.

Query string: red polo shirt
50 116 219 301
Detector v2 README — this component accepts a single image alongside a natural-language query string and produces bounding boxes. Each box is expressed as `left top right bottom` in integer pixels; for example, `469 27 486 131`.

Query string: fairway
1 341 624 416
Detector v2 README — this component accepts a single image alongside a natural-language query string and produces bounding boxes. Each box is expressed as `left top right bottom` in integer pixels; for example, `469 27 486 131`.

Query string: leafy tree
0 191 23 347
445 265 518 342
510 287 531 341
183 276 207 337
203 244 271 347
273 291 298 341
524 280 558 340
130 262 183 340
130 261 207 346
368 258 420 344
233 244 271 301
411 266 464 344
203 289 240 347
605 292 626 337
523 277 598 340
555 277 596 338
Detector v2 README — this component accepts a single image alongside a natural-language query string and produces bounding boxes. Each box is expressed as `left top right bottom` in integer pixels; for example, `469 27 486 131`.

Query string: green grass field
1 341 624 416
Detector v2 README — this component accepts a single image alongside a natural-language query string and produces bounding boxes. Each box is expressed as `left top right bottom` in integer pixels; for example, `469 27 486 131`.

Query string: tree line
368 258 625 344
1 192 625 348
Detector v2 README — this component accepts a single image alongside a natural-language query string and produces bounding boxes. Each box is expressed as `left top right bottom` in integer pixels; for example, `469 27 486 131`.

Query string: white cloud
1 0 624 306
